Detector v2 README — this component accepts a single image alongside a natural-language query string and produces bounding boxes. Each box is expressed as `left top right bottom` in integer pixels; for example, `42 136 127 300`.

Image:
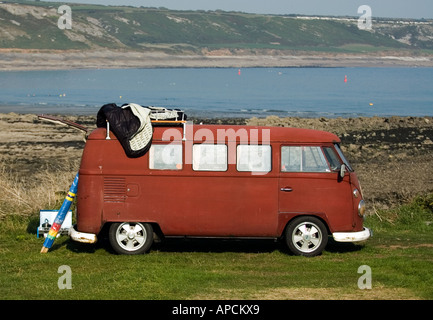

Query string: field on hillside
1 0 433 52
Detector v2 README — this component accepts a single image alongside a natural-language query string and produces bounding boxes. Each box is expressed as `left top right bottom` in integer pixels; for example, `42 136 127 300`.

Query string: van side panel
100 173 279 237
137 175 278 237
76 175 104 235
278 173 354 233
76 137 105 234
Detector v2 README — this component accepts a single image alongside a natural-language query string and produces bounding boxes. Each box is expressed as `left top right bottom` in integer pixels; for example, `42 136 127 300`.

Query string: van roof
90 124 340 144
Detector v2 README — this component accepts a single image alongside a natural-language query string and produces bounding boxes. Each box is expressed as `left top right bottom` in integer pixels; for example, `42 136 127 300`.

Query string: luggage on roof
147 106 187 122
96 103 187 158
96 103 152 158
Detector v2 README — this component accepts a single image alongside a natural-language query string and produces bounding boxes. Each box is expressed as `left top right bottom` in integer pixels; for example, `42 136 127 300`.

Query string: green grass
1 194 432 300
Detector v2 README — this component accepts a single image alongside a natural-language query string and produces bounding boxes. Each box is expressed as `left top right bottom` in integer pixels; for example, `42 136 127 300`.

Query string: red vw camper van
70 120 371 257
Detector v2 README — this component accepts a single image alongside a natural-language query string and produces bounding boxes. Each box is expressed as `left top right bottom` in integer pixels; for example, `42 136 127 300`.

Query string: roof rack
150 119 187 126
150 119 190 141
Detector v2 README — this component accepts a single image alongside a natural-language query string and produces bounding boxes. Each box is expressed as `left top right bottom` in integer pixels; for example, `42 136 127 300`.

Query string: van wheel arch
281 215 331 237
282 215 329 257
149 223 165 243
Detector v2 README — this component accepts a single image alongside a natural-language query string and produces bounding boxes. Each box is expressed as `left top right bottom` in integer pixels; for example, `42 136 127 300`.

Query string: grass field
1 183 432 300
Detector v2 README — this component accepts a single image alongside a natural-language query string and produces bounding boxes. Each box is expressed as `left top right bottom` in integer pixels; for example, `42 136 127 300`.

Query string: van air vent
103 177 126 203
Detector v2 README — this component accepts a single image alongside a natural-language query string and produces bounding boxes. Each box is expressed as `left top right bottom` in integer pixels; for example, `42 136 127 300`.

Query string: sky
45 0 433 19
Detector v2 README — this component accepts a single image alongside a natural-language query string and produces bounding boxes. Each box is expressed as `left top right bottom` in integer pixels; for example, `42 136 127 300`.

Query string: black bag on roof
96 103 153 158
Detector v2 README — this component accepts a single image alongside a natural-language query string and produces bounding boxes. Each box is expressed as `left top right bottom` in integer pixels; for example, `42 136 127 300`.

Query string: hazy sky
46 0 433 19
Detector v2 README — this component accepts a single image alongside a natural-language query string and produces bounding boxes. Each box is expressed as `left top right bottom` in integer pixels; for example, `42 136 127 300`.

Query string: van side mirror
340 164 347 178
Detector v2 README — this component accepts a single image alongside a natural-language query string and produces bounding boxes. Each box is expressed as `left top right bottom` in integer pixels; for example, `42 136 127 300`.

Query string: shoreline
1 50 433 71
0 102 433 123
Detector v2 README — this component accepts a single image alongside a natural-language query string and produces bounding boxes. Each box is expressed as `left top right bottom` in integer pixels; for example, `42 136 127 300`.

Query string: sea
0 67 432 118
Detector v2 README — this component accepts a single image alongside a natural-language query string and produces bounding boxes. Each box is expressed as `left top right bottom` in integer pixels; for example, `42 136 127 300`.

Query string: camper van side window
281 146 330 172
236 145 272 172
193 144 228 171
149 144 183 170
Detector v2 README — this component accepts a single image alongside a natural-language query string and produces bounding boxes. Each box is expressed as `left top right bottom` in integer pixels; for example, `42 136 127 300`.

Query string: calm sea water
0 67 432 118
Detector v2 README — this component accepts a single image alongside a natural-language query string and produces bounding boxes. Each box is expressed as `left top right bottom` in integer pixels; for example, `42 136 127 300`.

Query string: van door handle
280 187 293 192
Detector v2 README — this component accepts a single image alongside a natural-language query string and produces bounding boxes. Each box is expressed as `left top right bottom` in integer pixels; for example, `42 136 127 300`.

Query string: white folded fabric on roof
122 103 153 152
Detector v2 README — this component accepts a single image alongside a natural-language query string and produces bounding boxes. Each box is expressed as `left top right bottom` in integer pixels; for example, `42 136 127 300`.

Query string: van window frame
322 146 343 172
334 143 353 172
148 142 183 171
280 144 332 173
236 144 272 173
192 143 228 172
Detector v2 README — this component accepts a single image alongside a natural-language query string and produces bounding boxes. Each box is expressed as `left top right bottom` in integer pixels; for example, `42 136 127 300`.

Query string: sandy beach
1 49 433 71
0 112 432 213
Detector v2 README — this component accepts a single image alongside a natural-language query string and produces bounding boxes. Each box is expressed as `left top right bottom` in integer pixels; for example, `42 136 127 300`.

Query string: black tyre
285 216 328 257
109 222 153 255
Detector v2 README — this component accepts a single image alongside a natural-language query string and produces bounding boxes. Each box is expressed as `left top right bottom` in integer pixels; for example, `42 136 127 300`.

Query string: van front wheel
285 217 328 257
109 222 153 255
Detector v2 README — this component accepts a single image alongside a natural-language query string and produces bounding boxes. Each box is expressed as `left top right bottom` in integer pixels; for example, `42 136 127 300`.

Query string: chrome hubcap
116 222 147 251
292 222 322 253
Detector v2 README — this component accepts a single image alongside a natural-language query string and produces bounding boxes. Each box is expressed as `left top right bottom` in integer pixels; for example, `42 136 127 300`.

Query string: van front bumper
332 227 372 243
69 225 98 244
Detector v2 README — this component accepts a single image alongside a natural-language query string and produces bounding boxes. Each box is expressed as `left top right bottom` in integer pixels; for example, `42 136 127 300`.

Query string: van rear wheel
285 216 328 257
109 222 153 255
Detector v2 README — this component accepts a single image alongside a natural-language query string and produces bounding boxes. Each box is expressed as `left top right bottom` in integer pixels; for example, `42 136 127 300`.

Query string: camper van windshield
335 144 353 172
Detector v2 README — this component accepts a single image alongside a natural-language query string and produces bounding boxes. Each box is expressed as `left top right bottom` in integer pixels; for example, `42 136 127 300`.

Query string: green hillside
1 0 432 53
